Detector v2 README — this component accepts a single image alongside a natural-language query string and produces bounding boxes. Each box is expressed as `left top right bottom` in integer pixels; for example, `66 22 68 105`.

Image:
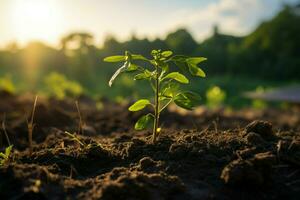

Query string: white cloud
163 0 280 41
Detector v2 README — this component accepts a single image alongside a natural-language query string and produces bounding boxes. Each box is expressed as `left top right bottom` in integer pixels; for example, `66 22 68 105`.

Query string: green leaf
171 56 189 72
129 99 151 112
126 63 139 72
171 55 188 62
161 62 169 72
134 114 153 130
103 55 126 62
188 63 206 77
161 82 179 98
134 70 153 80
159 63 169 79
174 92 201 110
5 145 13 157
186 57 207 65
109 61 129 87
163 72 189 84
151 50 159 55
174 61 187 72
0 145 13 166
161 51 173 57
132 54 148 61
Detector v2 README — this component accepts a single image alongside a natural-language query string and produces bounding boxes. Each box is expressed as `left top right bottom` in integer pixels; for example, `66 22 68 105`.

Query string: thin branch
75 101 83 135
30 95 38 126
149 79 156 92
2 114 11 146
28 95 38 156
159 98 173 113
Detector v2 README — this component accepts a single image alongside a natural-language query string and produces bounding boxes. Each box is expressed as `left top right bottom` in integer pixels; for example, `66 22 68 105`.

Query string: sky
0 0 298 48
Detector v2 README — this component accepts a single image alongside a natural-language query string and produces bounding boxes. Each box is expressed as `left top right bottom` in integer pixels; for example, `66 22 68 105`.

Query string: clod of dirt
168 140 207 159
236 147 259 159
0 164 63 199
221 159 263 186
245 132 265 146
139 157 156 169
84 143 111 159
120 137 147 158
82 125 97 136
169 143 190 158
221 151 276 186
118 136 172 160
245 120 275 140
85 168 185 200
252 152 276 181
137 157 165 173
279 139 300 166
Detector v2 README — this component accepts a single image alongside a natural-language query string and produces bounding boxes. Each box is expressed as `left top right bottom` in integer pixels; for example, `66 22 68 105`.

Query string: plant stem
152 70 160 143
159 98 173 113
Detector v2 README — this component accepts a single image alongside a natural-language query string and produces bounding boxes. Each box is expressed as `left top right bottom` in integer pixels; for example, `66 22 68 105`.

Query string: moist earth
0 91 300 200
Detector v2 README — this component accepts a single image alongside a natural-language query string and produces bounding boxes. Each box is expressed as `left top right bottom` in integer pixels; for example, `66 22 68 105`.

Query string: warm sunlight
0 1 299 199
10 0 63 45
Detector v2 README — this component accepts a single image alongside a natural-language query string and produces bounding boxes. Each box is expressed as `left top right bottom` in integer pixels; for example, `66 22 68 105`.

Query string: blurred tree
0 4 299 98
237 6 300 79
196 27 242 75
165 28 198 54
60 32 98 87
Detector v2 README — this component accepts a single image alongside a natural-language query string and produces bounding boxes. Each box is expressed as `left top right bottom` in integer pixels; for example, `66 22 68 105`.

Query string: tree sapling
104 50 206 143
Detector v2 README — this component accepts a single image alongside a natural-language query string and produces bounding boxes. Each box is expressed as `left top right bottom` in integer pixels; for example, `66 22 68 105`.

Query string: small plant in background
206 86 226 109
27 96 38 155
44 72 83 99
0 74 16 94
0 145 13 166
251 86 267 109
104 50 206 143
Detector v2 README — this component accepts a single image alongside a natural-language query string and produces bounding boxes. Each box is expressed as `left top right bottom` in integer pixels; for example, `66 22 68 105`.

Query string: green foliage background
0 6 299 107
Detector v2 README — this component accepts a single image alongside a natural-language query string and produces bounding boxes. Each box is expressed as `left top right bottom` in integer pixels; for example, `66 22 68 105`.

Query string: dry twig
28 95 38 155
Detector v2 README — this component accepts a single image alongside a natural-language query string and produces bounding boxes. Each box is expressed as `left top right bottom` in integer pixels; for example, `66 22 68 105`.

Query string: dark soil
0 91 300 200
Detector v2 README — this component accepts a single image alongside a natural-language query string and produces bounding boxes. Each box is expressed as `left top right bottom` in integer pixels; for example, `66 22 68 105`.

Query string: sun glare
10 0 63 45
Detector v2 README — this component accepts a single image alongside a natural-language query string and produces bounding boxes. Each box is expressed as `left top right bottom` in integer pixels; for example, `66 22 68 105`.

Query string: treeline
0 5 299 94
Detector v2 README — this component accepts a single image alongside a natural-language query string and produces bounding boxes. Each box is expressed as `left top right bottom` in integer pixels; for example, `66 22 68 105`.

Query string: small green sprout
64 131 86 147
0 145 13 166
104 50 206 143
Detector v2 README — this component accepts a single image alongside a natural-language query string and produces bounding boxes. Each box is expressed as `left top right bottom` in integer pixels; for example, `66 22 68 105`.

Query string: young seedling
64 131 86 147
27 95 38 155
104 50 206 143
0 145 13 166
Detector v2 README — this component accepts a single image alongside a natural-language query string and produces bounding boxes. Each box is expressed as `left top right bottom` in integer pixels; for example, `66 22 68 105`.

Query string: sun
10 0 63 45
